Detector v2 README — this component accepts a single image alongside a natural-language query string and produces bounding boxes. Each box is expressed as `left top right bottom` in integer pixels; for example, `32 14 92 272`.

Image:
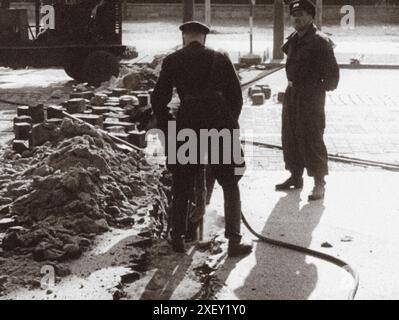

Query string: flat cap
289 0 316 17
179 21 210 34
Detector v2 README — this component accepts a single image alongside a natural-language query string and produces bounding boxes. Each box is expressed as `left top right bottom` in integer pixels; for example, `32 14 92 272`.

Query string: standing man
152 21 252 257
275 0 339 201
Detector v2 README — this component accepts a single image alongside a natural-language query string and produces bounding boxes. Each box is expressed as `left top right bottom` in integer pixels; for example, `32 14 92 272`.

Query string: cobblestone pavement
1 69 398 169
240 68 399 166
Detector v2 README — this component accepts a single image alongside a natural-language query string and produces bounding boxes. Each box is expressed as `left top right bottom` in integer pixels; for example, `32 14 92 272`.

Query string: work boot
275 175 303 191
308 178 326 201
171 236 186 253
227 241 253 257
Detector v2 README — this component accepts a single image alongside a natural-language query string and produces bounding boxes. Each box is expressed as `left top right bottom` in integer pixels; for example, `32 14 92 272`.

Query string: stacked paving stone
247 84 285 105
13 104 43 155
248 84 272 105
12 87 154 154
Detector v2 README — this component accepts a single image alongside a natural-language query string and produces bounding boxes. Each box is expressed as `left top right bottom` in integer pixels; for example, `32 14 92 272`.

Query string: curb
259 61 399 70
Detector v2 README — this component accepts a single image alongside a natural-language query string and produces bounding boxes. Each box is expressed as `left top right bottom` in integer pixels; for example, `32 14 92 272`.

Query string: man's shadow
213 190 325 300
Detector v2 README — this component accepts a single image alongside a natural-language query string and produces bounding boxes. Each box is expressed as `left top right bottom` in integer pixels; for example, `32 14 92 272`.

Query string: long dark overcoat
281 23 339 177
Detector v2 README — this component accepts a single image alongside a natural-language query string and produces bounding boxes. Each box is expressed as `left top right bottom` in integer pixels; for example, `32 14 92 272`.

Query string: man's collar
298 23 317 41
286 23 317 43
185 40 205 48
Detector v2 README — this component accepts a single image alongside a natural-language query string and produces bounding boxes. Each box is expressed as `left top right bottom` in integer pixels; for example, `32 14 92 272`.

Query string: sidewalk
208 61 399 299
123 21 399 66
206 150 399 299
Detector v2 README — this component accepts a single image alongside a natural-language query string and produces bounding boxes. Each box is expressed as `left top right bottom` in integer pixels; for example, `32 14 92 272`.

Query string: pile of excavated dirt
88 54 166 94
119 54 166 91
0 118 170 292
120 65 159 91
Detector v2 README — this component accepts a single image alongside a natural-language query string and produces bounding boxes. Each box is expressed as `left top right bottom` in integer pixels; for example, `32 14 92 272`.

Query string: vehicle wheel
64 58 86 83
64 62 85 82
83 50 120 87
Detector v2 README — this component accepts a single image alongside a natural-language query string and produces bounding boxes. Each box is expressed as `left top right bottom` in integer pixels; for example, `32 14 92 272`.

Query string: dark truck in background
0 0 137 86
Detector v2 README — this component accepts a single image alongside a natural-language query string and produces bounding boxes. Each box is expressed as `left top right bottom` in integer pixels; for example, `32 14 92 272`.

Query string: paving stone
47 105 65 119
14 123 31 140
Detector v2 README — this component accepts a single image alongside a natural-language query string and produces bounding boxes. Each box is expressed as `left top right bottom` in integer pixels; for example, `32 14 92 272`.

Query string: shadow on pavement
212 190 326 299
240 190 325 299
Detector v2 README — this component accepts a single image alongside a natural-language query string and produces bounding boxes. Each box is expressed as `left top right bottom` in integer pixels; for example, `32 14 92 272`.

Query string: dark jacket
280 23 339 177
282 23 339 93
151 41 243 131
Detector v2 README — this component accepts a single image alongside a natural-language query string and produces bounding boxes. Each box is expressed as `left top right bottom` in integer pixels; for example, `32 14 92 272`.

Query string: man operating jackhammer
152 21 252 257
